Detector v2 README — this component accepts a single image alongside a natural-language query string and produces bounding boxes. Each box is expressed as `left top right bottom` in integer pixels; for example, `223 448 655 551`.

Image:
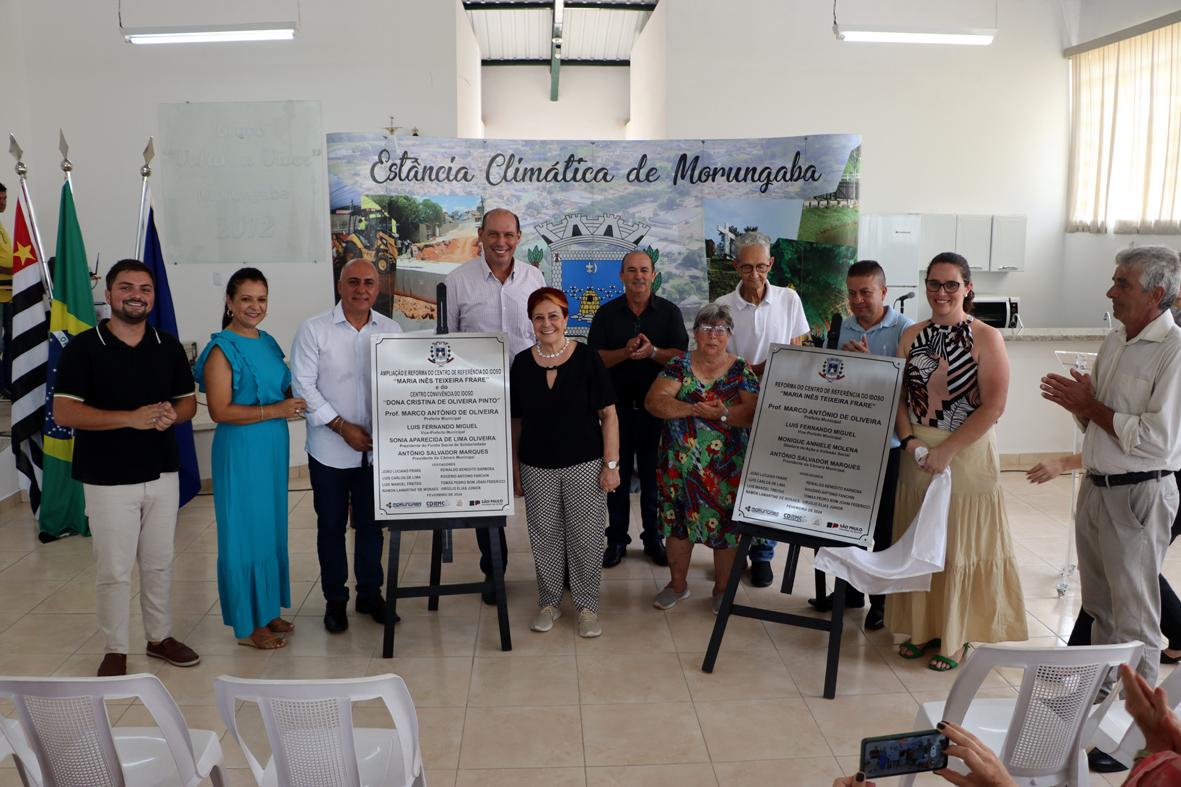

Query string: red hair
528 287 569 317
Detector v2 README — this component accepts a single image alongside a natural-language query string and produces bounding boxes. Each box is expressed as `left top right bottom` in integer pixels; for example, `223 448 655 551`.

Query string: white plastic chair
900 642 1142 787
214 673 425 787
0 673 226 787
1089 659 1181 767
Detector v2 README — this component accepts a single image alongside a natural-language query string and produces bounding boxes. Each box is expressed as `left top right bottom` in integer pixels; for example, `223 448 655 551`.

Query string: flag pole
133 137 154 259
8 133 53 301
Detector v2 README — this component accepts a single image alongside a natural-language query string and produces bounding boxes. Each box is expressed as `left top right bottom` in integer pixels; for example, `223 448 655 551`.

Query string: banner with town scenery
326 134 862 335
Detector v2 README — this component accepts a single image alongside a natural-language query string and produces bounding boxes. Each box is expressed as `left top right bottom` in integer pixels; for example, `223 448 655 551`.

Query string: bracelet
900 435 916 449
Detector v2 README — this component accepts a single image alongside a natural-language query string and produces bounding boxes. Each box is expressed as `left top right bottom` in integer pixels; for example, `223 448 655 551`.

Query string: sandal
928 644 971 672
238 632 287 650
899 638 940 660
267 618 295 634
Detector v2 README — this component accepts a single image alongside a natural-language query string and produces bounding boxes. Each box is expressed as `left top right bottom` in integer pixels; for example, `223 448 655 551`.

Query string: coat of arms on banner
536 213 650 335
819 356 845 382
427 341 454 365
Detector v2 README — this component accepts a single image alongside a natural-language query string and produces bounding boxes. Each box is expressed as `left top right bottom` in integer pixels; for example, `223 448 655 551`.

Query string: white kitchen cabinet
955 215 993 271
989 215 1026 272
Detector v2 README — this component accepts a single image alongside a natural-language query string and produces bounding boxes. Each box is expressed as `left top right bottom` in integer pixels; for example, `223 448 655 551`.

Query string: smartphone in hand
860 729 949 778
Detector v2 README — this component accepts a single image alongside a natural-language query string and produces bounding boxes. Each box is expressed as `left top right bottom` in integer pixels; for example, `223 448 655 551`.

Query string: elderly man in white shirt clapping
1042 245 1181 685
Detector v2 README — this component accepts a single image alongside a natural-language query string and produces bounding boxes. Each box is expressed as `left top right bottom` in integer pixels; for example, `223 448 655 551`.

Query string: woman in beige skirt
886 252 1027 671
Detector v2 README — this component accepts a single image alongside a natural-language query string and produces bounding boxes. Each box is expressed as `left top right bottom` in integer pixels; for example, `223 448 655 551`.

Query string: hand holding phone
860 729 948 778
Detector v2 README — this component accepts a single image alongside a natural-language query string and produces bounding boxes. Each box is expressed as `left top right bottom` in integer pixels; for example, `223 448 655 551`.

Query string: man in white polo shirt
445 208 545 601
715 231 809 587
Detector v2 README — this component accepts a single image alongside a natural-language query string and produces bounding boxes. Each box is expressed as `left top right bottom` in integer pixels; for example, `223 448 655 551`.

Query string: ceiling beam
463 2 656 11
550 0 563 101
483 58 630 65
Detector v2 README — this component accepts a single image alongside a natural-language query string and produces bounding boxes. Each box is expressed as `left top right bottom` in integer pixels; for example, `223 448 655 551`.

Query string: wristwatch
605 460 619 470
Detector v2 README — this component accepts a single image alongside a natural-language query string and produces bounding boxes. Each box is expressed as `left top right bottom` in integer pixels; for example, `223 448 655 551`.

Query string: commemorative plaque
371 333 514 520
734 344 903 546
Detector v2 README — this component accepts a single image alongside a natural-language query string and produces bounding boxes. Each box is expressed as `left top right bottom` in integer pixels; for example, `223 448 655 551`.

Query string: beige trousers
84 473 178 654
1076 475 1178 685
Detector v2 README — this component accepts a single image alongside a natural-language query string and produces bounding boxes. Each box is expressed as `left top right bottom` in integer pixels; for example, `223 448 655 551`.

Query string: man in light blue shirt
810 260 914 630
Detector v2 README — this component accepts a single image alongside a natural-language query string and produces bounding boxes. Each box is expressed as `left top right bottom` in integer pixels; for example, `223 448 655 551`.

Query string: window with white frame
1067 21 1181 234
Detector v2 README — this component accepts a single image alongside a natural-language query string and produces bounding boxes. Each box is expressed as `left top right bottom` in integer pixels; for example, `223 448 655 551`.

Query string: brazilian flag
40 182 96 539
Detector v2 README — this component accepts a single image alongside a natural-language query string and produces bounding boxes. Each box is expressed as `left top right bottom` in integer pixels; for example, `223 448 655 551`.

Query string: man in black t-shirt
54 259 201 677
588 249 688 569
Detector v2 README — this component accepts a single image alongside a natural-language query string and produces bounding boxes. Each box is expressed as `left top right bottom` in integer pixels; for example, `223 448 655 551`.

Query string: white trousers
84 473 179 654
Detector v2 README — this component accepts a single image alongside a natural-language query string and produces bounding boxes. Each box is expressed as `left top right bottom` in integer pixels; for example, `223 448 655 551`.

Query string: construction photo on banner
326 134 861 335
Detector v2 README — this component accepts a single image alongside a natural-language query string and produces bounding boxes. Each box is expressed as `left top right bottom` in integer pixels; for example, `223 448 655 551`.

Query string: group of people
54 203 1181 707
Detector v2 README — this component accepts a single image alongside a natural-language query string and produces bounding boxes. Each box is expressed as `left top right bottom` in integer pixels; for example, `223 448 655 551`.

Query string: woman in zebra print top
884 252 1028 672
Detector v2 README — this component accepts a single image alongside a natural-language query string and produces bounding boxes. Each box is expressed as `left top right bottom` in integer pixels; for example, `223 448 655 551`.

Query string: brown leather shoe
97 653 127 677
146 637 200 667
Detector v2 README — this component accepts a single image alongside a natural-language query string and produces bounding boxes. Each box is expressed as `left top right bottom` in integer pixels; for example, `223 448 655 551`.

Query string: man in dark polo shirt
54 259 201 677
588 249 688 568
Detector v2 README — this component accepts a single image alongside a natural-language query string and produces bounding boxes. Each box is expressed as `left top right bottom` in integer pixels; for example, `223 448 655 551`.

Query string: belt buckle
1097 474 1111 488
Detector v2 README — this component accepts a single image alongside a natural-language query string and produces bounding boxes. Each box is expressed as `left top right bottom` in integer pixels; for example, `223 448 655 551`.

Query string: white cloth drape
813 459 951 596
1068 21 1181 234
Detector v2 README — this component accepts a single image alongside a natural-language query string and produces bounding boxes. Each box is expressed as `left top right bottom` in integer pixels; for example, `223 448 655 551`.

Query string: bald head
338 257 377 282
337 257 379 325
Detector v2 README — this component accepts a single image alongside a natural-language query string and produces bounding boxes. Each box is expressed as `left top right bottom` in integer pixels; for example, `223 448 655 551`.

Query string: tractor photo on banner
325 134 861 336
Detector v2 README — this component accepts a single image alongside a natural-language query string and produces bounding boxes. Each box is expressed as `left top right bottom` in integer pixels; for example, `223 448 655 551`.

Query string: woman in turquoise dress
195 268 306 649
645 303 759 614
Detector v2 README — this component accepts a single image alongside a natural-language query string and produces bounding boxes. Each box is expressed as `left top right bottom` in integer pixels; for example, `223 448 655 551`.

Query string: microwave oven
973 296 1020 329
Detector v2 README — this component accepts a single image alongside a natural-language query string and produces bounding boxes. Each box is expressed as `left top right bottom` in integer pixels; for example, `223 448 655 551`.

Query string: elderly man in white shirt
291 258 401 634
715 231 810 587
1042 245 1181 684
445 208 545 601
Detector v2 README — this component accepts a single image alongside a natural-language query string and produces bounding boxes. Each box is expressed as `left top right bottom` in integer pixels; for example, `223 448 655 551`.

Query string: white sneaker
578 609 602 638
530 606 561 632
653 585 691 610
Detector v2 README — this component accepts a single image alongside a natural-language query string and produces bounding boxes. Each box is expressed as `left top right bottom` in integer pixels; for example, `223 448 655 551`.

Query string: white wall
1078 0 1180 41
456 0 484 139
628 0 1071 327
481 67 630 140
625 0 667 140
14 0 463 354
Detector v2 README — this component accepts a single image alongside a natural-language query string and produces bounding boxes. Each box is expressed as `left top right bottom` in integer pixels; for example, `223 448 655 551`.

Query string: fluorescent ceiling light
124 27 295 45
839 28 994 45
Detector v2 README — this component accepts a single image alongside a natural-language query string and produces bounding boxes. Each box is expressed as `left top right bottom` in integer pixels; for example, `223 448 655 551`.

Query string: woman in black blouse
511 287 620 638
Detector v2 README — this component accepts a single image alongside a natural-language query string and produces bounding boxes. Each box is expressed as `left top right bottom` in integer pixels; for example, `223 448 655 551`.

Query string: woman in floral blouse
645 303 758 615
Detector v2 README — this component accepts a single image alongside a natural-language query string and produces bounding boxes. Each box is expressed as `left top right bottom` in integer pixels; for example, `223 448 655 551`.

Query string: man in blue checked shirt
809 260 914 630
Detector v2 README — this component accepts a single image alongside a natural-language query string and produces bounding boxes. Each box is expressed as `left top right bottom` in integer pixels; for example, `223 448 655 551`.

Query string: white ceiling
464 1 656 63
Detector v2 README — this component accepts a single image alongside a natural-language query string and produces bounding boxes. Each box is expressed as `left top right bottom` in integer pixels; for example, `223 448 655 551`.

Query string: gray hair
733 231 771 258
1116 245 1181 309
693 302 735 332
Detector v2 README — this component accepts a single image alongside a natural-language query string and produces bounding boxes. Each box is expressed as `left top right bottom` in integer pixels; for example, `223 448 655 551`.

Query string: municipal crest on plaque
427 341 454 365
818 356 845 382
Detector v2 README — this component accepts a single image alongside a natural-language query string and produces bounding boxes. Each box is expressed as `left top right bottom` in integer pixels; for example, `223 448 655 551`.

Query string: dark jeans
309 456 384 603
606 406 663 547
1068 470 1181 649
853 447 902 609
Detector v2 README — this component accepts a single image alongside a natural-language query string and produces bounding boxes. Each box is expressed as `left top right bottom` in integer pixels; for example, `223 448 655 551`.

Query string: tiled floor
0 471 1171 786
